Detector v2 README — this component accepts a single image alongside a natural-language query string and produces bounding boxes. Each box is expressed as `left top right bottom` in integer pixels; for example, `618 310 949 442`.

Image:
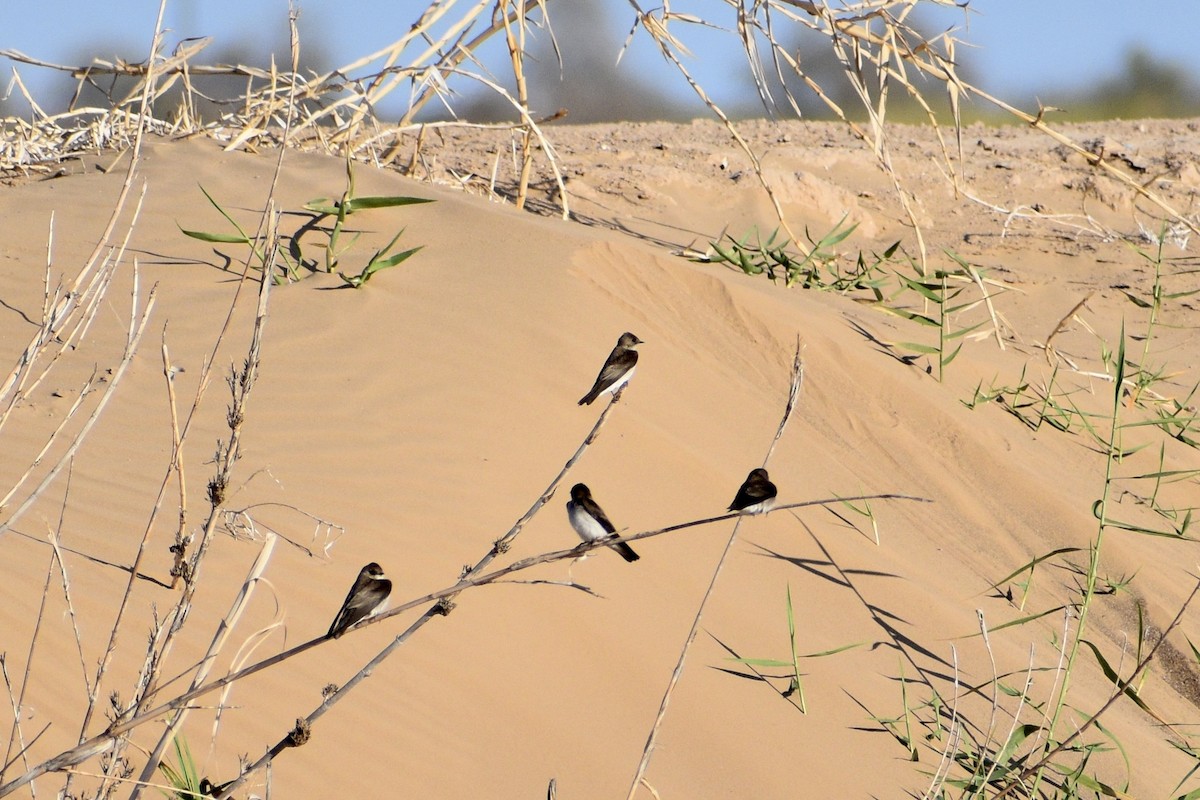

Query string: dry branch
626 341 804 797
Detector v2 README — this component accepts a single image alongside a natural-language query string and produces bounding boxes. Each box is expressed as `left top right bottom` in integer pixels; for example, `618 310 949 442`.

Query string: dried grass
2 3 1198 797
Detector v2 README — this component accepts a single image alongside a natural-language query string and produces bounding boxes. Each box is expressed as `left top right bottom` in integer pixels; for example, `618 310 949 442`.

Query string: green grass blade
986 547 1083 592
1080 639 1155 716
956 605 1069 638
367 245 423 273
178 226 252 244
896 341 940 354
345 195 435 211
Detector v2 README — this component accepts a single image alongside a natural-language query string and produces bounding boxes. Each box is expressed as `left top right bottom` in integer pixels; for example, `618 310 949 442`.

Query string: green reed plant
728 584 864 714
180 158 432 288
706 229 1008 382
157 736 202 800
703 217 897 295
862 321 1200 798
1121 227 1200 407
880 253 1000 383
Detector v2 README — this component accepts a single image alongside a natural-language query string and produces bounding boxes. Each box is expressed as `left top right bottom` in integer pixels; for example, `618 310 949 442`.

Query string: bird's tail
610 540 640 562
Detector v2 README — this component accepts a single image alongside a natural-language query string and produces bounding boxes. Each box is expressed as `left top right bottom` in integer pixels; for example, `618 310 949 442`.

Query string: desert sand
1 117 1199 798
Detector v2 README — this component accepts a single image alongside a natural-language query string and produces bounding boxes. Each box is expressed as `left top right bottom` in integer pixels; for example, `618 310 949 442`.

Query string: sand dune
1 120 1198 798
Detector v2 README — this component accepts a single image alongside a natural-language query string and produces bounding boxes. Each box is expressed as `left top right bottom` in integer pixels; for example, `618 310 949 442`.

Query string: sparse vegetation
0 1 1198 799
181 159 431 288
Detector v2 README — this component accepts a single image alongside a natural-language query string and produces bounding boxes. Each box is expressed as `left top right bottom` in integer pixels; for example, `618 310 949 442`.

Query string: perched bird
578 332 643 405
326 562 392 639
566 483 640 562
728 468 778 515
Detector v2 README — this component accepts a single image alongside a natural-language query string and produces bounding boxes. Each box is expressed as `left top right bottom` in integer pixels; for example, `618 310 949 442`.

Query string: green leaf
178 226 251 244
987 547 1083 591
368 244 423 271
730 657 793 668
1080 639 1155 716
895 273 945 303
305 195 434 215
896 341 940 354
1186 636 1200 666
345 195 435 211
955 605 1069 638
1123 415 1200 429
303 197 341 215
877 305 939 326
1118 289 1153 308
802 640 869 658
941 342 965 367
1126 468 1200 481
944 319 987 340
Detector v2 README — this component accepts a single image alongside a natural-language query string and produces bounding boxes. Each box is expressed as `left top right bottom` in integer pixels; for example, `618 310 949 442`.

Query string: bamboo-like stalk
161 329 190 589
209 378 635 798
625 343 804 798
0 487 928 797
130 534 279 798
502 0 535 210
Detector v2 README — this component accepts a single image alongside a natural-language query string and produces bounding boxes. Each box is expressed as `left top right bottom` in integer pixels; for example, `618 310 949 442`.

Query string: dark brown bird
326 562 392 639
566 483 640 562
728 468 777 515
578 332 643 405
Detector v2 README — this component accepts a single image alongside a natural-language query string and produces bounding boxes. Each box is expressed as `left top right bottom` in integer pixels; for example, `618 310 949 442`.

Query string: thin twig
625 342 804 798
0 486 928 796
211 372 635 798
161 325 189 589
127 12 300 792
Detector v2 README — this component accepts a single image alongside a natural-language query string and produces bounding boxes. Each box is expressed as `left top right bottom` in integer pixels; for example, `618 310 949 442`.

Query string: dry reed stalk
47 525 93 701
436 66 571 217
0 486 929 797
919 645 962 800
974 637 1037 793
502 0 535 210
0 269 157 543
0 276 157 800
0 373 96 513
623 2 802 248
161 330 190 589
0 551 56 787
1042 293 1096 368
126 18 299 792
398 0 543 126
0 659 51 785
625 343 804 798
209 377 636 798
130 533 280 798
819 5 934 272
43 0 177 761
0 218 120 435
130 65 289 777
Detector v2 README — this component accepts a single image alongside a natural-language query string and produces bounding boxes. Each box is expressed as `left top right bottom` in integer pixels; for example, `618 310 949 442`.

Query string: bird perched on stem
728 468 777 515
566 483 640 562
326 562 392 639
578 332 643 405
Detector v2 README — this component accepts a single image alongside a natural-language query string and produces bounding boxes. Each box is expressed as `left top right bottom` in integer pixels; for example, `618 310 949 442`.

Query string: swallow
566 483 639 562
326 562 392 639
728 468 777 515
578 332 643 405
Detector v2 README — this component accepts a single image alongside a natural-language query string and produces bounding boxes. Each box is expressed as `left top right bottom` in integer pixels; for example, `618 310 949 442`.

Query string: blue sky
4 1 1198 117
